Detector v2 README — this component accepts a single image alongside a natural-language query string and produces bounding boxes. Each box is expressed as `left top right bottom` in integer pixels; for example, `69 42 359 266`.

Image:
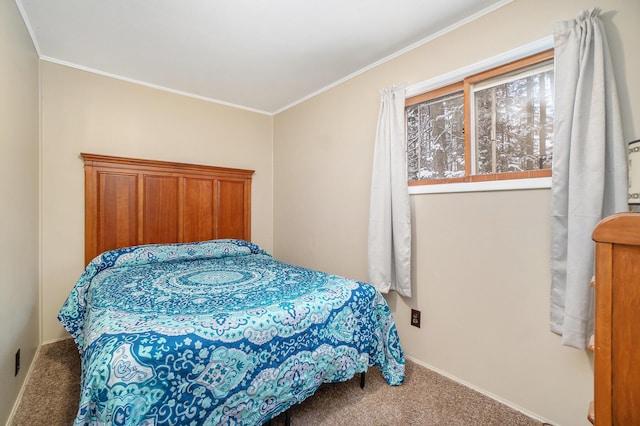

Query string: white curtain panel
550 8 628 349
368 84 412 297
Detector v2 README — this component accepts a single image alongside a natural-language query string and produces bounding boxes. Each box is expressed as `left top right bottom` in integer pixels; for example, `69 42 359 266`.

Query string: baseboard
405 354 555 426
5 344 42 426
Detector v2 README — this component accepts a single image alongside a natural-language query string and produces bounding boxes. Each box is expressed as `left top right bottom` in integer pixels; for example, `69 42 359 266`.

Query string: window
406 49 554 186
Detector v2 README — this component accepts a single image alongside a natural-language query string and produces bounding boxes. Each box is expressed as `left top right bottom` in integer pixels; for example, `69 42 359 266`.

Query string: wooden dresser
590 212 640 425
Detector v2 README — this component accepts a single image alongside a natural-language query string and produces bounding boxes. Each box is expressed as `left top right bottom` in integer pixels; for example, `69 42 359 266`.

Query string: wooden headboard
82 153 254 264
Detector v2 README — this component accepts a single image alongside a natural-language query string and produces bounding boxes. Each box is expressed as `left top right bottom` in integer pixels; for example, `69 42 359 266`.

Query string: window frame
405 38 555 193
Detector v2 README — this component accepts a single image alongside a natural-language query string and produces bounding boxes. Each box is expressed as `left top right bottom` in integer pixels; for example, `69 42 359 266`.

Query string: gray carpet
10 339 542 425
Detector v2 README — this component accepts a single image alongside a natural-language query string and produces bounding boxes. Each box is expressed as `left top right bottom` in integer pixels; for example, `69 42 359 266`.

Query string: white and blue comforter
59 239 405 425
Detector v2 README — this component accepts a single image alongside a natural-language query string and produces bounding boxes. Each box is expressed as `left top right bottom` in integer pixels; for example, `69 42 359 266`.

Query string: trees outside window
406 49 554 185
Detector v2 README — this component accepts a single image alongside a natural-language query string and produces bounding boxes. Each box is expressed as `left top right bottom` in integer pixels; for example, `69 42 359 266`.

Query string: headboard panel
82 153 254 264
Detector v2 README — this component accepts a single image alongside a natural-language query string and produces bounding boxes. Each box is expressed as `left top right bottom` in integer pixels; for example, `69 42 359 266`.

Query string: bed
59 154 405 425
59 239 405 425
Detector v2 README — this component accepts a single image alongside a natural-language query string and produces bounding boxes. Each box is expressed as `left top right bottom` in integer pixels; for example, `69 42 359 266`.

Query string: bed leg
285 409 291 426
360 371 366 389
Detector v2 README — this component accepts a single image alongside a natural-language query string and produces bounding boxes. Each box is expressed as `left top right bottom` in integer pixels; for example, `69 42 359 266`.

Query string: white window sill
408 177 552 195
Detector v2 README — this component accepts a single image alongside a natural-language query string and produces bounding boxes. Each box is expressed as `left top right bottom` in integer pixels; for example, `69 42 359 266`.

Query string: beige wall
0 0 40 423
273 0 639 425
40 61 274 342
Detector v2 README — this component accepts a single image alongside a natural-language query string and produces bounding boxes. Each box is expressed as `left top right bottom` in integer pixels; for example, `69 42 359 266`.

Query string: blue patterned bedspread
59 239 405 425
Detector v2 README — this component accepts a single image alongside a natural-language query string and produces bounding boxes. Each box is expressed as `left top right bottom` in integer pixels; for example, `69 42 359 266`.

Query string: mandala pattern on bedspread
59 239 405 425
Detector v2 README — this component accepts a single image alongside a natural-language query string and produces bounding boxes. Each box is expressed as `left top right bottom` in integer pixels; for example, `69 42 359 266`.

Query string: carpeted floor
10 339 543 425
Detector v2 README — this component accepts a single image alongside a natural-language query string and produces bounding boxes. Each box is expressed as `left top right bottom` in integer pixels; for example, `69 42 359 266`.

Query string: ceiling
17 0 509 115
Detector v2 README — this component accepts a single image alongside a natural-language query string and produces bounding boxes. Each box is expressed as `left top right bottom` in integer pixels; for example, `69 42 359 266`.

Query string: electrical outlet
411 309 421 328
15 349 20 376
